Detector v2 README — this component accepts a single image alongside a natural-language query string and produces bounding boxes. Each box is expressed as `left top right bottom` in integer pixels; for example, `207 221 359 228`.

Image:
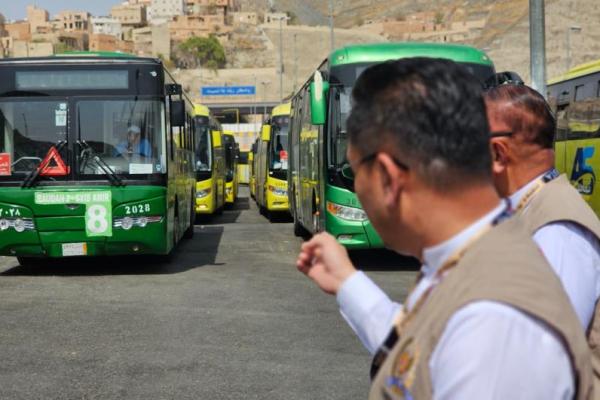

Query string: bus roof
193 104 210 117
548 59 600 85
271 102 291 117
55 51 137 58
329 42 492 67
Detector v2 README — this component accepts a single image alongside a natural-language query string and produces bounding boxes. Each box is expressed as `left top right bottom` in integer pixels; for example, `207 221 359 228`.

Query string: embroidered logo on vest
384 338 420 400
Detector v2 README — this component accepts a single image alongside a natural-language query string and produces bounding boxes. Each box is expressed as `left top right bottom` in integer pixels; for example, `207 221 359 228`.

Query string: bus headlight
0 217 35 232
226 187 232 195
326 201 368 222
113 216 163 230
196 188 211 198
268 185 287 196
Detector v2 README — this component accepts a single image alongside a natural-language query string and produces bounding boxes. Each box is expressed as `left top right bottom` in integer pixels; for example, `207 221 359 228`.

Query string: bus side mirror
310 71 329 126
261 124 271 141
170 99 185 127
211 130 222 147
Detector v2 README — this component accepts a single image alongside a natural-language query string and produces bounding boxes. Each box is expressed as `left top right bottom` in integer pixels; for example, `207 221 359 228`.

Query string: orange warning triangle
38 146 70 176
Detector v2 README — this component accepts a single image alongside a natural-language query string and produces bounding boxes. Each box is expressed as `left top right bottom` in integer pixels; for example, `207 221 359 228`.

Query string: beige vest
369 217 593 400
519 174 600 386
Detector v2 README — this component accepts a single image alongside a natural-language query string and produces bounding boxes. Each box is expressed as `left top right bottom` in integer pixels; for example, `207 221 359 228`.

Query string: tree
177 35 226 70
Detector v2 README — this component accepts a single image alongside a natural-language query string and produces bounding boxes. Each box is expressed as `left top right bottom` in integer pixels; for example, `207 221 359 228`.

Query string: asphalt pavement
0 186 418 400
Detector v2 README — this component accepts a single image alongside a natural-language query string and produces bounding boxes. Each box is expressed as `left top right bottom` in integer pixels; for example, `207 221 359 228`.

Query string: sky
2 1 119 21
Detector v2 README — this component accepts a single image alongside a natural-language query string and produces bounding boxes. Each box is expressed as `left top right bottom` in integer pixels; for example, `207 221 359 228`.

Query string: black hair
347 57 492 192
484 84 556 149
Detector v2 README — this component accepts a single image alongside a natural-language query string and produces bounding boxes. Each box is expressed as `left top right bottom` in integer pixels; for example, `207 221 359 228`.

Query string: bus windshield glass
194 116 212 172
0 99 68 181
270 115 289 172
329 62 495 170
77 99 166 176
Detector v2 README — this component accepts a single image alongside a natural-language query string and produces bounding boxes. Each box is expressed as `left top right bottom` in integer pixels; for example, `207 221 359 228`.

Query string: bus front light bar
113 216 163 230
268 185 287 197
0 218 35 233
196 189 211 199
326 201 368 222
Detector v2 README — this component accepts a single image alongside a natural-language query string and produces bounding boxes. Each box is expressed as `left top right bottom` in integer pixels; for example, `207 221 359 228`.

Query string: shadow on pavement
349 249 419 272
0 226 224 277
195 197 251 225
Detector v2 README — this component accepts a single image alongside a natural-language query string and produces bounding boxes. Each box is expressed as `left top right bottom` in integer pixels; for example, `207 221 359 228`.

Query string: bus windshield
0 99 68 181
194 116 212 172
77 99 166 176
270 115 289 171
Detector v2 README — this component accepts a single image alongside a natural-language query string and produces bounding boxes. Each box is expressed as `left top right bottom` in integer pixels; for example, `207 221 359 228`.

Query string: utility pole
529 0 547 97
279 16 284 102
293 33 298 92
329 0 335 53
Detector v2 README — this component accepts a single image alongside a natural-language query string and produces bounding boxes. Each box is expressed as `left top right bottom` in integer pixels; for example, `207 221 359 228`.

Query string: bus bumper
266 189 289 211
326 212 384 249
195 192 215 214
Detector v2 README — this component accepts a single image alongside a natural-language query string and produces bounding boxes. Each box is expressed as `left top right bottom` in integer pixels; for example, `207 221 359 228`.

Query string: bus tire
293 212 309 238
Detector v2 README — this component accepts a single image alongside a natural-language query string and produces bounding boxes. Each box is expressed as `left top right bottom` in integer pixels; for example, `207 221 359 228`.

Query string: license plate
62 243 87 257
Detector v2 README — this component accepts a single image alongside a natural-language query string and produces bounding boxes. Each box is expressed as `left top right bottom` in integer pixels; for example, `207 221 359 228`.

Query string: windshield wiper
77 140 125 187
22 140 67 188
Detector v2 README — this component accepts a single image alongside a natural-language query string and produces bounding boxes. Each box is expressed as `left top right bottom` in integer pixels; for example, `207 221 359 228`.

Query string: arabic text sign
201 86 256 96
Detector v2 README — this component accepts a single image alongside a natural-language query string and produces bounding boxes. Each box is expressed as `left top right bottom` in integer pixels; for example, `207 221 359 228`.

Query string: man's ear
375 153 405 210
490 139 509 174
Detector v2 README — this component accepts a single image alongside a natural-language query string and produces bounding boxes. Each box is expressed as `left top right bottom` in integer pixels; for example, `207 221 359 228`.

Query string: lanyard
514 168 559 212
369 202 513 380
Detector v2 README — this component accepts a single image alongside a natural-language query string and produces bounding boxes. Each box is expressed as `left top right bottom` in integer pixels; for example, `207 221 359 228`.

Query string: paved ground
0 186 418 400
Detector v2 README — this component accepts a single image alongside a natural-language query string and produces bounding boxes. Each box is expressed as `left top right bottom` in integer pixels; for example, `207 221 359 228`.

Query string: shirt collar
421 201 506 277
508 171 550 210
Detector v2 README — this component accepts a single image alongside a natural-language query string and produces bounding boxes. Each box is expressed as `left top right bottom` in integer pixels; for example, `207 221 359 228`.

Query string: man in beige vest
484 81 600 378
296 58 593 399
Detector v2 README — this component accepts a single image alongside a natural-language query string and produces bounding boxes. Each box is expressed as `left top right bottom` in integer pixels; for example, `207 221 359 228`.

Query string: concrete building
12 40 53 57
26 5 50 34
169 13 228 41
89 33 134 53
263 13 288 27
132 24 171 59
110 3 147 28
5 22 31 41
231 12 257 25
57 11 91 33
151 0 186 25
91 17 123 39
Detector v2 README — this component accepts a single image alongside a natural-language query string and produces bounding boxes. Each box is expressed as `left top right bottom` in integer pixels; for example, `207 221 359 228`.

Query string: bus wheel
293 212 309 238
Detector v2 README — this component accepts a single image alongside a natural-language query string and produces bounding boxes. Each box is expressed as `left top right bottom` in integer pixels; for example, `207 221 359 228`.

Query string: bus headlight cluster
326 201 368 222
268 185 287 196
0 218 35 233
113 216 163 230
196 188 211 199
226 187 232 195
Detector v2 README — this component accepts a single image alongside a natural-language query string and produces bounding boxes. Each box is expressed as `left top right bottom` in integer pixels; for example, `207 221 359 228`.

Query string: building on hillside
89 33 133 53
169 13 229 40
231 12 257 25
263 13 288 27
27 5 50 34
5 21 31 41
111 3 147 28
91 17 123 39
132 24 171 59
57 11 91 33
151 0 186 25
12 40 53 57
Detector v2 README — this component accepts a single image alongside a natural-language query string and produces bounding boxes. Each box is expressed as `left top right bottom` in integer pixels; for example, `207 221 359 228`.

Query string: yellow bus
255 102 291 218
193 104 226 216
548 60 600 217
223 130 239 204
249 138 258 199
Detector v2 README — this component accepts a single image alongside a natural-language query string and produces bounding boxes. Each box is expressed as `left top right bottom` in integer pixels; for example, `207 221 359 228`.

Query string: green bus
288 42 495 248
0 53 197 264
548 59 600 217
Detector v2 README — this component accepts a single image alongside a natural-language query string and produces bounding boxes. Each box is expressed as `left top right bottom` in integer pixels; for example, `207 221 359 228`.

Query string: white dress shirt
511 173 600 329
337 202 575 399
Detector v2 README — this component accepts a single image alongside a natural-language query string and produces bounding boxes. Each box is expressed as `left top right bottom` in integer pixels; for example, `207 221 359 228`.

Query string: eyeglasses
489 130 513 138
341 152 409 180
